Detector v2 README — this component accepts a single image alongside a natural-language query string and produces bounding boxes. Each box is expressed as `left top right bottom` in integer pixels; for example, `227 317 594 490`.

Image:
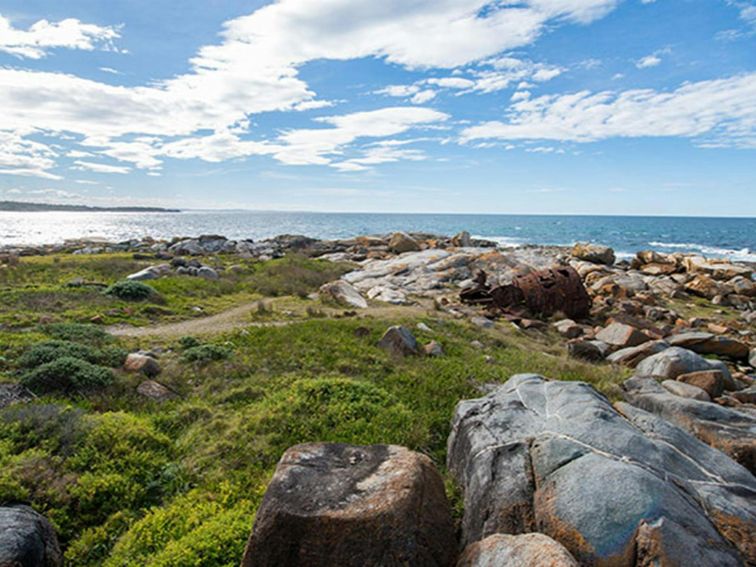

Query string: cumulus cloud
0 0 618 176
460 73 756 148
71 160 131 174
636 54 661 68
0 14 120 59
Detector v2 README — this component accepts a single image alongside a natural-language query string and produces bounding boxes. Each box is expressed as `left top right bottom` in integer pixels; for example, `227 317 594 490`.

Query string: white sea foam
476 235 526 248
648 241 756 262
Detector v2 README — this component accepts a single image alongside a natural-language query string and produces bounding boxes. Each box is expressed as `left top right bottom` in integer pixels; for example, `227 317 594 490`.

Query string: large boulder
241 443 456 567
319 280 368 309
388 232 421 253
571 243 615 265
667 332 750 361
0 505 62 567
677 369 727 398
623 376 756 474
635 347 731 381
448 374 755 565
457 533 578 567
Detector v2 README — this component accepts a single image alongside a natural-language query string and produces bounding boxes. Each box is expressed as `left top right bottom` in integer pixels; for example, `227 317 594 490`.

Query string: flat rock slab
448 374 756 566
606 340 669 368
667 332 750 361
242 443 456 567
623 376 756 474
457 533 578 567
0 505 62 567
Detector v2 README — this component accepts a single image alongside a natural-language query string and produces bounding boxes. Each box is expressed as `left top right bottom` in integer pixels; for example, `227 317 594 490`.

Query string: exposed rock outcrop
448 374 755 565
319 280 368 309
241 443 456 567
622 376 756 474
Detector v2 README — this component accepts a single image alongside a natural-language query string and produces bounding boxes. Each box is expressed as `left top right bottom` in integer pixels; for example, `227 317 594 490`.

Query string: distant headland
0 200 180 213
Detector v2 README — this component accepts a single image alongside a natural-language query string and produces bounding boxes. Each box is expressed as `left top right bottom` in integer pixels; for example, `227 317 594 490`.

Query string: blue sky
0 0 754 215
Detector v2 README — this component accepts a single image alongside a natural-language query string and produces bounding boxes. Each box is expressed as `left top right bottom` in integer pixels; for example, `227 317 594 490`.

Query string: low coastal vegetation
2 234 753 565
0 249 631 565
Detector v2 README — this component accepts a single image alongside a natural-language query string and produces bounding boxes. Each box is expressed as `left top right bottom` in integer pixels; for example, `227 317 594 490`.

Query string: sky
0 0 754 216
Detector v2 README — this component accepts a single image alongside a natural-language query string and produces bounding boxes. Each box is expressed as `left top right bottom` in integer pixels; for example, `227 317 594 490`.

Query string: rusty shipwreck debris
460 266 591 320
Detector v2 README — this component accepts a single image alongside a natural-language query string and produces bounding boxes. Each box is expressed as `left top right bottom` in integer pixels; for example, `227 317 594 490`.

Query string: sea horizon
2 209 755 262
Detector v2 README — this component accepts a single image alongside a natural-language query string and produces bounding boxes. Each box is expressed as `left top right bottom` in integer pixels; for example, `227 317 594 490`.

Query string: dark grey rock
378 326 419 356
635 346 731 380
0 505 62 567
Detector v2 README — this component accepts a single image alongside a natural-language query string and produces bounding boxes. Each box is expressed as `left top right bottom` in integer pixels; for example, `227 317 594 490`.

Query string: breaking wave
648 241 756 262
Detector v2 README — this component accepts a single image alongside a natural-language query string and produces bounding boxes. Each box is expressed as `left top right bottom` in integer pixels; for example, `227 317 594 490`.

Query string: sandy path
107 302 289 338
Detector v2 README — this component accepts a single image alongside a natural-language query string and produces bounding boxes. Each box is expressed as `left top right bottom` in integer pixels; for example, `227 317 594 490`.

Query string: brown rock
457 533 578 567
123 353 161 377
424 341 444 357
241 443 456 567
388 232 421 253
553 319 583 339
677 370 726 399
606 340 670 368
667 332 750 361
596 322 651 348
684 275 720 300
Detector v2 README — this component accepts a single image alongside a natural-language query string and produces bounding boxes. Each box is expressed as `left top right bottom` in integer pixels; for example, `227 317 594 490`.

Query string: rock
684 274 721 299
123 353 161 377
416 322 433 333
635 347 731 381
126 267 159 281
424 341 444 357
595 322 650 348
0 383 33 409
378 326 419 356
0 505 62 567
570 242 615 265
732 385 756 404
553 319 582 339
169 239 204 256
623 376 756 474
388 232 421 253
448 374 755 564
452 231 473 247
606 340 670 368
366 285 408 305
471 317 494 329
241 443 455 567
320 280 368 309
457 533 578 567
683 256 752 280
197 266 220 280
677 370 726 398
750 348 756 368
667 332 750 361
661 379 711 401
567 339 608 362
136 380 176 402
729 275 756 298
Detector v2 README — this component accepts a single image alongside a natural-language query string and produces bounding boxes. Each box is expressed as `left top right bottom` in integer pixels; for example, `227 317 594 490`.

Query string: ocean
1 211 754 262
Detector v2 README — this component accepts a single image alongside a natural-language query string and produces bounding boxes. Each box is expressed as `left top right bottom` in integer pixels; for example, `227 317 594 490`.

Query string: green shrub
42 323 111 345
105 486 254 567
182 345 231 365
104 280 156 301
17 341 127 370
20 357 114 395
178 336 201 350
247 254 352 297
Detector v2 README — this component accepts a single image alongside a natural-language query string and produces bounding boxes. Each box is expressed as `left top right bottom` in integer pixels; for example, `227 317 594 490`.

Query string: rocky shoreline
1 230 754 566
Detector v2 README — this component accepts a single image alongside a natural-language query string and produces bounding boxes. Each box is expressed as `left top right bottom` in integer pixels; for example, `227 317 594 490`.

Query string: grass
0 252 629 565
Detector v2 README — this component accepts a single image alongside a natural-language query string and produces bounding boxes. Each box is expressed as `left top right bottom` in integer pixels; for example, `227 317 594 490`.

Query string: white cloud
71 160 131 174
0 131 61 179
461 73 756 148
636 54 661 68
411 90 437 104
0 0 619 172
0 14 120 59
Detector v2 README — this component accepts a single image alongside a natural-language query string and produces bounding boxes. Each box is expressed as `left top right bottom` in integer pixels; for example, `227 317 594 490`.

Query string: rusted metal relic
461 266 591 320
